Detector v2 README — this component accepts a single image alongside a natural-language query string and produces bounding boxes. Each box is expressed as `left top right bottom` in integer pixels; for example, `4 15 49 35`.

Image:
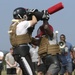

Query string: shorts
72 62 75 71
32 62 38 71
59 62 72 74
42 54 60 75
0 63 3 71
7 68 16 74
47 63 60 75
37 64 46 74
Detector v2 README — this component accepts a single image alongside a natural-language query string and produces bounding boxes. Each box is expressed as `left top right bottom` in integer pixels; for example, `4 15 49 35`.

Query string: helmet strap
18 14 22 19
23 15 28 20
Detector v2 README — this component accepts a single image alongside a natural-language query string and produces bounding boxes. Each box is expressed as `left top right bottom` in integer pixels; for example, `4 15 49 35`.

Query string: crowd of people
0 7 75 75
1 36 75 75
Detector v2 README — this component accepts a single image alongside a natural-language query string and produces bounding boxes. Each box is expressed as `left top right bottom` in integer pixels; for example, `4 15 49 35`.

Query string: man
58 34 75 75
29 44 39 73
0 51 4 75
36 20 61 75
71 47 75 74
8 7 48 75
5 48 17 75
29 44 46 75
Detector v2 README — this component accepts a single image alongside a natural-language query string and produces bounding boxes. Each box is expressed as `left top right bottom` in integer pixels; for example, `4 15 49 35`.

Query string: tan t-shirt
5 53 15 68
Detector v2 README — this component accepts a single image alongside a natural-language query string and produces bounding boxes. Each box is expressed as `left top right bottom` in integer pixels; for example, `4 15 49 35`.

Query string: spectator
5 47 17 75
58 34 75 75
29 44 46 75
71 46 75 74
29 44 39 73
0 51 4 75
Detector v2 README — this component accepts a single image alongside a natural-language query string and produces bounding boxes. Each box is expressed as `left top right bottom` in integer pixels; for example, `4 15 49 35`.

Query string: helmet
13 7 26 19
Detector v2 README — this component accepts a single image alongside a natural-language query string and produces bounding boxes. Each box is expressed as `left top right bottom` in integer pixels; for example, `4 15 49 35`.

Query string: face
10 49 13 54
60 35 66 42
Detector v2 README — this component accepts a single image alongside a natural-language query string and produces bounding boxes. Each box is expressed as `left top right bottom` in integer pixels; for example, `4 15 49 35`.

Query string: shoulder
30 47 34 51
73 47 75 51
0 51 4 57
0 51 4 54
5 53 10 57
36 46 39 49
66 41 72 46
19 20 30 25
18 20 31 28
66 42 73 49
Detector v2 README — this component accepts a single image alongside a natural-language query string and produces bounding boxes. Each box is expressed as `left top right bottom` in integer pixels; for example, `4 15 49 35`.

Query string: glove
26 9 38 15
26 9 38 20
42 10 49 20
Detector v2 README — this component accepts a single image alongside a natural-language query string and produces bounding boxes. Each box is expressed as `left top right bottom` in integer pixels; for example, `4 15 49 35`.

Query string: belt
19 44 28 47
13 43 28 48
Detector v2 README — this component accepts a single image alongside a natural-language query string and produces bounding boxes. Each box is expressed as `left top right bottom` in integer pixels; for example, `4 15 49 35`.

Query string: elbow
44 25 48 30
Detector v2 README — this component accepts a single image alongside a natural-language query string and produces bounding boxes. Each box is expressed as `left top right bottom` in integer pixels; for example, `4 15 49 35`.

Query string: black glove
26 9 38 20
26 9 38 16
42 10 49 20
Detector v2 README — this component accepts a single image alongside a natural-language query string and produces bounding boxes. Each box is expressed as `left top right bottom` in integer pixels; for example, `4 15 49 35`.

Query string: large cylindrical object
47 2 64 14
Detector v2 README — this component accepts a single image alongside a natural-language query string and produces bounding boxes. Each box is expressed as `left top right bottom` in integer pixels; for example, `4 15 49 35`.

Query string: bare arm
71 50 75 64
70 49 75 59
30 15 37 27
5 60 17 68
5 60 13 67
37 56 41 65
44 25 53 37
42 20 53 37
12 61 17 67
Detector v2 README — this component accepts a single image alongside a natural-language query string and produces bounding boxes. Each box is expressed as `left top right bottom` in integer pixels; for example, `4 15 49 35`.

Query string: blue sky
0 0 75 51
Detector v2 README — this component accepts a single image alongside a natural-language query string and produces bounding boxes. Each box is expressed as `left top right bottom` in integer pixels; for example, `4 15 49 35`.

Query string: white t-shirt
48 32 57 45
0 51 4 63
0 51 4 57
73 47 75 51
16 20 31 35
29 46 39 62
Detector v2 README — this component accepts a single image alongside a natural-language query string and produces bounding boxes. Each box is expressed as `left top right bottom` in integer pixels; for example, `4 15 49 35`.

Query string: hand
26 9 38 15
37 62 41 66
10 65 13 68
12 64 16 67
42 10 49 20
10 64 16 68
